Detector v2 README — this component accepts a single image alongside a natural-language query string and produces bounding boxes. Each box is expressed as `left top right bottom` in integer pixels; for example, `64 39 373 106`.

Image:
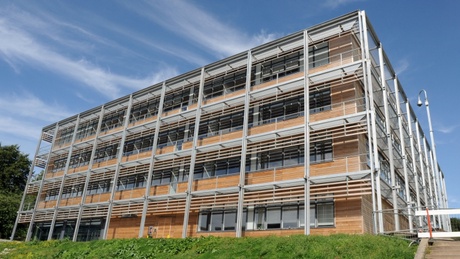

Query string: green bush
0 234 417 258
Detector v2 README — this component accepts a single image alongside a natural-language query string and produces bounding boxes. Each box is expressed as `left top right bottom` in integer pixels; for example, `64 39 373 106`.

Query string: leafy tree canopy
0 143 31 194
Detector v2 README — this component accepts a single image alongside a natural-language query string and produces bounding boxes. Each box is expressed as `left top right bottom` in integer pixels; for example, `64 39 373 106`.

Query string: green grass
0 234 417 259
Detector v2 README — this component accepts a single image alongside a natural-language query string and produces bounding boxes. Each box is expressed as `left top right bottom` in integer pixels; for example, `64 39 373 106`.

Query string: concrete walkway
415 238 460 259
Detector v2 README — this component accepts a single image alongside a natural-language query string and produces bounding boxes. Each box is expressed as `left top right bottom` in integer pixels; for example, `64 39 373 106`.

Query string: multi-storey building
12 10 449 241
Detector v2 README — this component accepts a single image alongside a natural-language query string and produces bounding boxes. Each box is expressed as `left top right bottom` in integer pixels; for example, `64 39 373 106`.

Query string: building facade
12 11 449 241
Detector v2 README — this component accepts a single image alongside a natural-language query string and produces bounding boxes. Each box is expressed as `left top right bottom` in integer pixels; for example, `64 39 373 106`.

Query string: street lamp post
417 89 445 229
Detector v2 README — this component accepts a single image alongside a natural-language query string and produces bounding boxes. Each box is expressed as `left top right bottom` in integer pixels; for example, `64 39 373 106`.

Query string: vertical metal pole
303 29 311 236
407 106 422 227
428 150 440 228
182 68 205 238
26 123 60 241
359 10 378 235
422 136 436 228
420 91 444 229
415 122 429 209
139 84 167 238
361 13 384 233
72 106 105 241
48 115 81 240
393 77 412 232
102 95 134 239
236 50 252 238
10 133 44 240
378 44 399 231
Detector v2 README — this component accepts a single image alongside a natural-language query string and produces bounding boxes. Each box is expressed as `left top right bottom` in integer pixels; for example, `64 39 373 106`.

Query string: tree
451 217 460 232
0 144 31 239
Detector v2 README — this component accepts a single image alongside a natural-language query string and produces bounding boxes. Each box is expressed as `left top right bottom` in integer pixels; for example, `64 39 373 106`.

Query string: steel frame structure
11 10 448 241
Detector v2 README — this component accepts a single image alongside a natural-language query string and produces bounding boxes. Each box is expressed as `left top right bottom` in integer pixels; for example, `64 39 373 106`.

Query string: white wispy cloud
0 92 72 122
436 124 459 134
0 92 73 141
0 7 176 100
323 0 366 9
395 58 410 75
127 0 279 59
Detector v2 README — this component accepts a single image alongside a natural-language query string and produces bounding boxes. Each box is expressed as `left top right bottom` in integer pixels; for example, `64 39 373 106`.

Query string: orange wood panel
192 174 239 191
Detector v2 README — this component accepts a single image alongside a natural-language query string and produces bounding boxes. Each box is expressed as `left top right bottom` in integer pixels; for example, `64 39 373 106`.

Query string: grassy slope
0 234 417 259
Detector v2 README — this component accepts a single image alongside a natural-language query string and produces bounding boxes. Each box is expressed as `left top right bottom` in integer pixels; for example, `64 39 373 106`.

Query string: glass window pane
199 213 209 231
299 206 305 226
266 207 281 229
224 211 236 231
211 212 223 231
282 206 298 229
255 208 265 230
310 206 316 227
317 203 334 226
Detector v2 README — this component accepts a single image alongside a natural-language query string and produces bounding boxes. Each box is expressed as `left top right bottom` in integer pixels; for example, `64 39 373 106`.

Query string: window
310 86 331 114
253 145 304 171
203 69 246 100
309 42 329 68
266 207 281 229
310 140 333 163
198 209 246 232
282 206 298 228
152 167 188 186
87 180 111 195
101 109 125 132
194 157 241 180
130 98 160 123
251 49 304 85
117 173 146 191
198 203 334 232
315 202 334 227
199 212 210 231
257 96 304 124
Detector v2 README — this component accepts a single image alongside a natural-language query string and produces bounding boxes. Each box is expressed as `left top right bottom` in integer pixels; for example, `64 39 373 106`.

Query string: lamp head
417 96 422 107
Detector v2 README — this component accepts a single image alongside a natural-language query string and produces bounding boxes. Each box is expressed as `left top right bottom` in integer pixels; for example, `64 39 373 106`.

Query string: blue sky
1 0 459 208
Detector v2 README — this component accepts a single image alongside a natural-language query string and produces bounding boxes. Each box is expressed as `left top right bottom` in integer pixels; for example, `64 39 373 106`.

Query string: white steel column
378 44 399 231
48 115 81 240
11 133 44 240
102 95 134 239
394 77 412 232
422 136 436 228
362 11 384 233
138 83 167 238
415 122 428 210
303 29 311 236
236 50 252 238
428 150 441 228
25 123 60 241
72 106 105 241
182 68 205 238
407 106 422 227
359 10 378 234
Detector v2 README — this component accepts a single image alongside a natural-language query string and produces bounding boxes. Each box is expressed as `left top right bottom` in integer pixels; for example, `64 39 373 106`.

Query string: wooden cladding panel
67 165 89 175
156 145 176 155
92 158 117 169
251 72 304 92
122 150 152 162
127 115 158 128
197 131 243 147
60 197 82 207
38 200 56 209
115 189 145 200
248 117 304 136
203 89 246 106
309 34 359 74
193 174 240 191
107 217 141 239
246 166 304 185
85 193 111 204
